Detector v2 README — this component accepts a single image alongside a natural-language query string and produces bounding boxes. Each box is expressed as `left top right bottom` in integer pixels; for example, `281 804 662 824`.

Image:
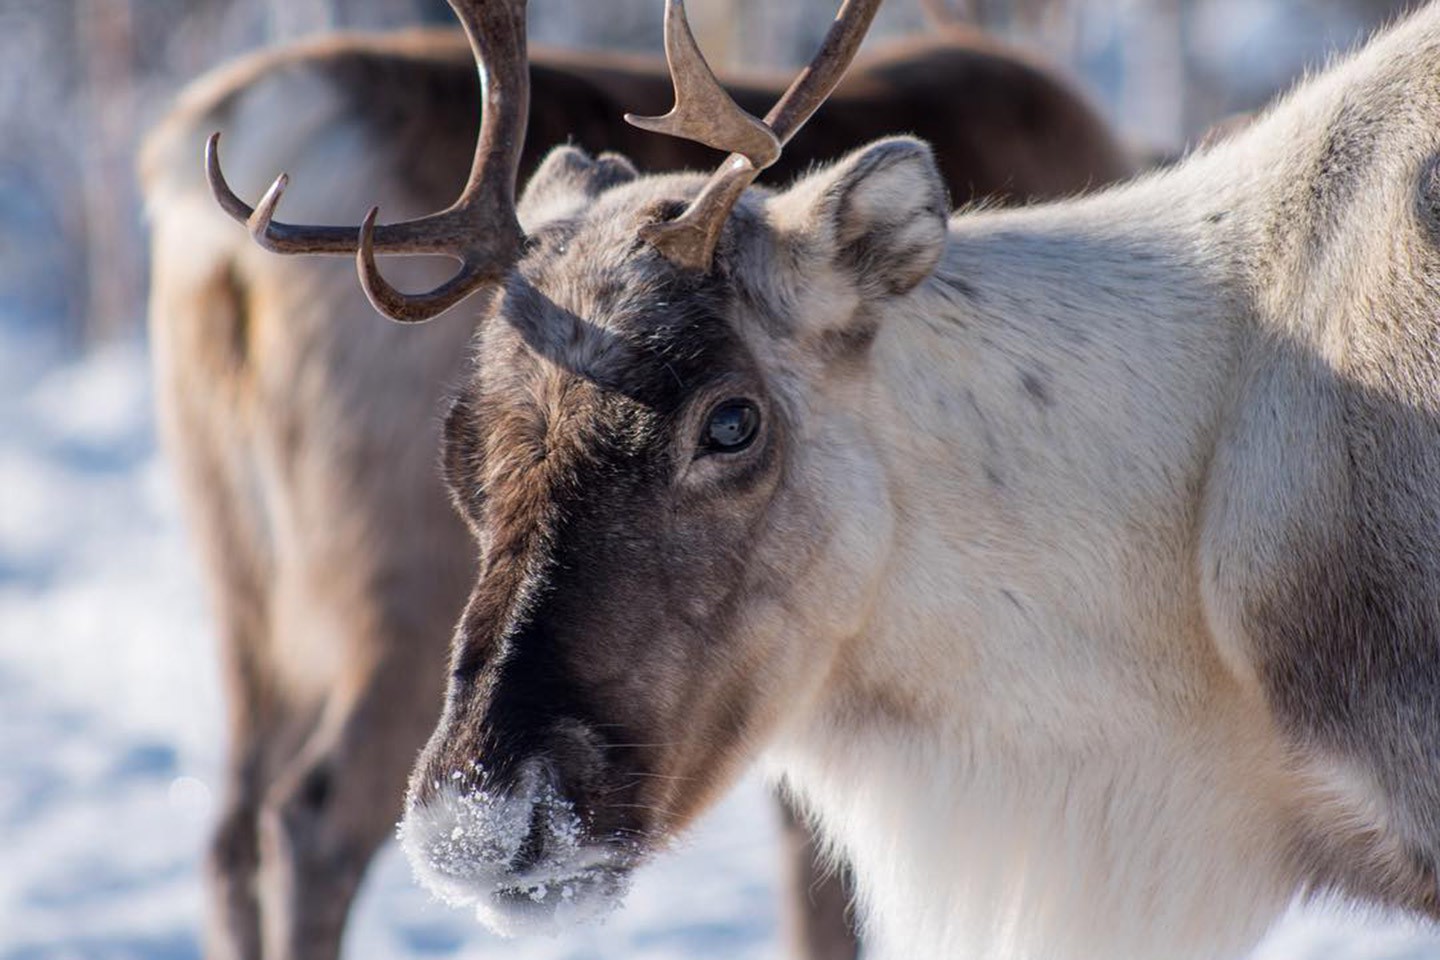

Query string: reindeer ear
779 137 949 298
518 146 638 230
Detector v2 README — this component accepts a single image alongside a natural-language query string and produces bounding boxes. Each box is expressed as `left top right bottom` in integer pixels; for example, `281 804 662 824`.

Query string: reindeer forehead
453 175 781 502
448 231 758 634
493 222 758 411
512 170 779 317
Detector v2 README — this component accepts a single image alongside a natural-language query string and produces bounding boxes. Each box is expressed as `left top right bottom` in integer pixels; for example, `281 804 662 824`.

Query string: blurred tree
76 0 141 341
0 2 83 337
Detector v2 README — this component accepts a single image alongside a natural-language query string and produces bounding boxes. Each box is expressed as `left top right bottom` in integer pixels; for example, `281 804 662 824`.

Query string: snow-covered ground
4 328 1440 959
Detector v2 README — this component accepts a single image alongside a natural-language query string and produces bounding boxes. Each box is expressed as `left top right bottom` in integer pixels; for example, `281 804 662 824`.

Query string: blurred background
0 0 1418 344
3 1 1438 958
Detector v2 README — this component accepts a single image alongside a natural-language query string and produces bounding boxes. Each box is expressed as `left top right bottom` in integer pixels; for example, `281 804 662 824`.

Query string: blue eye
701 399 760 453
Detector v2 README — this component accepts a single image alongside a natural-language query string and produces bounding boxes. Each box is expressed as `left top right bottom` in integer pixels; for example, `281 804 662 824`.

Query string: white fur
756 8 1440 958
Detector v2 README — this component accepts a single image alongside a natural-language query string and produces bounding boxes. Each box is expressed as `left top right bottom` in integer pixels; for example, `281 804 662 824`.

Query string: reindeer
199 0 1440 954
143 10 1133 960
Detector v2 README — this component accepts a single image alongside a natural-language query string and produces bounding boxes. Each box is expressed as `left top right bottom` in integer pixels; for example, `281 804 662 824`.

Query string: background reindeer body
143 21 1133 960
378 5 1440 960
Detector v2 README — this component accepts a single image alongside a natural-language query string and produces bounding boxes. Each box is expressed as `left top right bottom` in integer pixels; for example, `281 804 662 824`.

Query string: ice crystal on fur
400 764 631 936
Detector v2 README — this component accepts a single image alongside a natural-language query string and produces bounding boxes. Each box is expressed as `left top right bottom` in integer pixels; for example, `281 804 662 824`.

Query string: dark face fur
398 140 949 931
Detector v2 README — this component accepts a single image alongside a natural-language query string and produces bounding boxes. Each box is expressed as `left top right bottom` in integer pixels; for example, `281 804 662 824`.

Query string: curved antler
624 0 882 271
206 0 530 323
623 0 780 168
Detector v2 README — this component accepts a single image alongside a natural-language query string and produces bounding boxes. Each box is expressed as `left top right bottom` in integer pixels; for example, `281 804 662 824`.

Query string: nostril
399 754 636 934
508 801 549 874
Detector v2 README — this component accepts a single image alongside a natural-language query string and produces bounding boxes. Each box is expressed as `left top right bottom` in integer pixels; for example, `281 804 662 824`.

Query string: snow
3 326 1440 958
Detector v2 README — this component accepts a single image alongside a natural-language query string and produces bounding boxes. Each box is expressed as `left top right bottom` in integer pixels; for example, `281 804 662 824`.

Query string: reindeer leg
204 616 292 960
206 742 264 960
185 462 281 960
256 645 445 960
776 792 861 960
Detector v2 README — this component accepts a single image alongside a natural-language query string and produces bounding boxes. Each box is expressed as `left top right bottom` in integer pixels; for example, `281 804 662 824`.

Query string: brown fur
142 24 1134 960
144 27 1132 212
419 183 795 833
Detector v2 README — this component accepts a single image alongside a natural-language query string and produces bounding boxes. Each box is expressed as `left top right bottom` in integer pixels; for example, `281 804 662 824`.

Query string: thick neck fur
775 181 1287 960
768 8 1440 958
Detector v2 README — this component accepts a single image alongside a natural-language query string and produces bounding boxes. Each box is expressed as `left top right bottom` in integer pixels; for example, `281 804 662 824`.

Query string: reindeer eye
701 399 760 454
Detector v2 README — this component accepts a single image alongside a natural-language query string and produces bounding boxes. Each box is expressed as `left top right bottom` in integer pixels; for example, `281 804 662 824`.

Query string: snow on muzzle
399 759 640 935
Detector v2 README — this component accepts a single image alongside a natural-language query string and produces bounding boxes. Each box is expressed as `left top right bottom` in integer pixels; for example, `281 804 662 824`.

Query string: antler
623 1 780 168
624 0 882 271
205 0 530 323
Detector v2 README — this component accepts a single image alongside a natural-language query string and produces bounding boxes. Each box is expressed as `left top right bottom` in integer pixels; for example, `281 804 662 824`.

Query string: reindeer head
208 0 947 931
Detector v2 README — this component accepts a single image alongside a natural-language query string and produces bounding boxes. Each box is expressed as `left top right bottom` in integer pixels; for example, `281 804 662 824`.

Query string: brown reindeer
142 12 1132 960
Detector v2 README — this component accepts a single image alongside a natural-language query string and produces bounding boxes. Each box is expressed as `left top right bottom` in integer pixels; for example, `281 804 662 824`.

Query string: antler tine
632 0 883 271
206 133 362 253
356 207 506 323
759 0 883 146
623 0 780 169
207 130 506 257
352 0 530 321
205 0 529 322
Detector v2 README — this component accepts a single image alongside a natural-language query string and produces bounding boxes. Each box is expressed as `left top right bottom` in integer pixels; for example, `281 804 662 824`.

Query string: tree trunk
75 0 141 342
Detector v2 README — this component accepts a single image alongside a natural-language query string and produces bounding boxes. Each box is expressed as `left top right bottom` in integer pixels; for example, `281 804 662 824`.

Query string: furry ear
518 146 639 230
779 137 949 298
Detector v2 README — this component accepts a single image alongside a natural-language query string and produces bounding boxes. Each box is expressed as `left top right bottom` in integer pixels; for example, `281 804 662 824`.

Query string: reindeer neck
838 170 1244 706
772 140 1304 960
767 10 1440 959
